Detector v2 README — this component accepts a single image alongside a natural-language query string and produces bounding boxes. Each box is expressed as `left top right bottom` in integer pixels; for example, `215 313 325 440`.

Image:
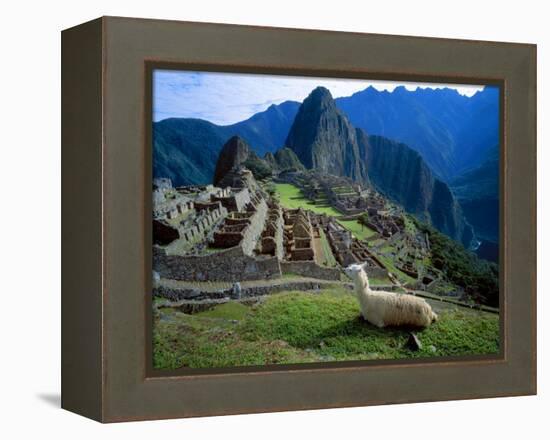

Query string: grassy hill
153 289 499 369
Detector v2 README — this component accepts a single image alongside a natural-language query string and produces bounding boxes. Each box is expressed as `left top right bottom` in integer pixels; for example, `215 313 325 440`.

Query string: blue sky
153 69 485 125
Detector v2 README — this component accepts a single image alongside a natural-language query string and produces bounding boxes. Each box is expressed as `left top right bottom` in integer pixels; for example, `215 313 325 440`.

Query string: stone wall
290 248 315 261
260 205 284 259
179 205 227 246
153 245 281 282
364 266 389 279
280 261 342 281
154 197 194 220
154 279 348 301
241 198 267 255
211 188 251 213
275 210 284 260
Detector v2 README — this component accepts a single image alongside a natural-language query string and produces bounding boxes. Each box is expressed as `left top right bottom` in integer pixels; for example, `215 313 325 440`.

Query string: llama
344 263 438 328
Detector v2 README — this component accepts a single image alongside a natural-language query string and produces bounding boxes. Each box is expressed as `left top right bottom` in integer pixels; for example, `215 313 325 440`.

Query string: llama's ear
361 262 369 269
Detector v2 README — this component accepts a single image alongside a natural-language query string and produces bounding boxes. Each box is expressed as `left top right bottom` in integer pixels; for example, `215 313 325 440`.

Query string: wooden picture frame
61 16 536 422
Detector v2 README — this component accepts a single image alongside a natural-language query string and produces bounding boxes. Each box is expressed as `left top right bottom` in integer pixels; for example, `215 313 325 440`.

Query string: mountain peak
284 85 366 181
303 86 335 109
310 85 332 97
213 136 251 185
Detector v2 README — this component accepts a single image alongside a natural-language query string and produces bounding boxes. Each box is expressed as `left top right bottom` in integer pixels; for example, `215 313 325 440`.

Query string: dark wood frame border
62 16 536 422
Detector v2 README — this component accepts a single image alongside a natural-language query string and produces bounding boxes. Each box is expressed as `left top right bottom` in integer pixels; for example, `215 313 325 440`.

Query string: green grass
196 302 250 320
318 229 338 267
369 276 393 286
336 219 376 240
379 245 395 254
274 183 427 289
376 254 417 285
274 183 376 242
153 289 499 369
403 214 417 235
274 183 342 216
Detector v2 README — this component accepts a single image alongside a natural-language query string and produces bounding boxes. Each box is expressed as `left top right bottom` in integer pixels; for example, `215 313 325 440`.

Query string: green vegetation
243 155 273 180
336 219 376 240
275 183 342 216
376 254 417 285
318 229 338 267
272 182 496 306
264 181 276 197
368 276 393 286
195 301 250 320
358 211 369 225
403 214 417 235
414 219 499 306
332 186 356 195
153 289 499 369
274 183 375 241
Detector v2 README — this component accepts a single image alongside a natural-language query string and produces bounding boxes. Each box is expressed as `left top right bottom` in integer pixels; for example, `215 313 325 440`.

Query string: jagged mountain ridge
336 85 499 180
359 134 473 246
153 85 496 247
285 87 473 246
153 86 498 186
213 137 304 183
285 87 367 183
153 101 299 186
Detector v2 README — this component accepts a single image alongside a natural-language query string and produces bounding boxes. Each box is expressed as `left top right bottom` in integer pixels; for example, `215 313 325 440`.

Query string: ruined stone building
283 209 316 261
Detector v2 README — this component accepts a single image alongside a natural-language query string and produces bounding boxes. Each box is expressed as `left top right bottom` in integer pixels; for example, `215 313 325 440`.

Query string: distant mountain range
153 83 498 248
336 86 499 180
153 101 299 186
154 85 498 185
284 87 473 246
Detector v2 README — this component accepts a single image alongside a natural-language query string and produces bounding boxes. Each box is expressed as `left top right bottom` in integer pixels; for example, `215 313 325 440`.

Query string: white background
0 0 546 437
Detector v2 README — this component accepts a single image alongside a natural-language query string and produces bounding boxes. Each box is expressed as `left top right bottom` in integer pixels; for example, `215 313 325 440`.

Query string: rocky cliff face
336 85 499 180
451 145 499 244
284 87 472 246
213 136 251 185
358 133 473 247
285 87 367 183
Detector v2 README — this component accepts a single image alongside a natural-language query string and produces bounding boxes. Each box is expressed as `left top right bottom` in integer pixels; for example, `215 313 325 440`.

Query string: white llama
345 263 438 328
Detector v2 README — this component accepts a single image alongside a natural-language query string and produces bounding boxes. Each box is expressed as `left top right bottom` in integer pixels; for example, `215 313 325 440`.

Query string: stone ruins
153 165 445 301
153 167 341 285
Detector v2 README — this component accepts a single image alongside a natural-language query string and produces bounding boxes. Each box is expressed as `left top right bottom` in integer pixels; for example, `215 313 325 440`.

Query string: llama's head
344 263 364 279
345 263 370 280
345 262 370 291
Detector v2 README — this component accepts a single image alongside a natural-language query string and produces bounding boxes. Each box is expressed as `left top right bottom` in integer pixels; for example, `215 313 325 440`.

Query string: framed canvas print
61 16 536 422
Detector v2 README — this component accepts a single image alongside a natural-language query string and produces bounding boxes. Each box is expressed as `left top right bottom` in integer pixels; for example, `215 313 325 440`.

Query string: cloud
153 69 485 125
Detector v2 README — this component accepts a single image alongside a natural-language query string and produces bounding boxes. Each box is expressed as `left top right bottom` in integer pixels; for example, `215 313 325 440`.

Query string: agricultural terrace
274 183 376 240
